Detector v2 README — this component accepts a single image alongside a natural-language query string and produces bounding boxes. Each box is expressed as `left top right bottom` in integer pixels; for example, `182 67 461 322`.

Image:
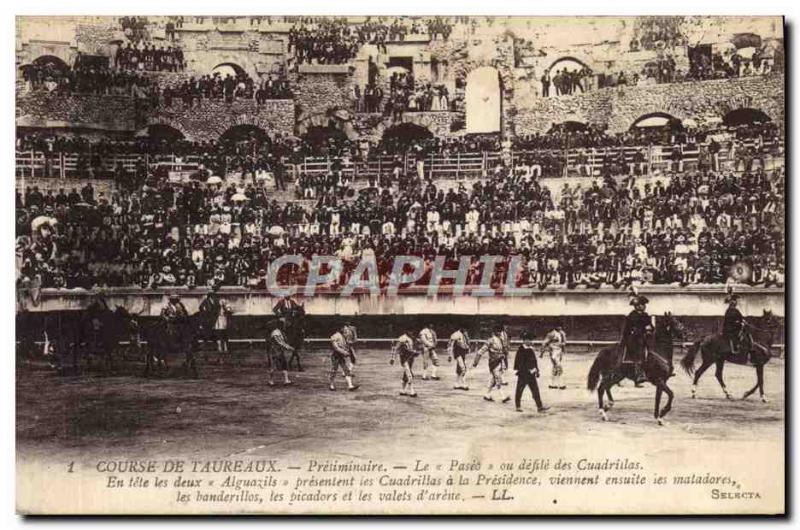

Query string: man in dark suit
722 292 748 356
514 330 549 413
621 294 652 384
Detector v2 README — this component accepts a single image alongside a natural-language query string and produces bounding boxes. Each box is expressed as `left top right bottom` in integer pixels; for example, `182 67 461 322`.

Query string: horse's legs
288 341 303 371
658 381 674 422
597 379 609 421
605 387 615 408
714 359 732 399
691 357 714 398
743 363 761 400
758 364 767 402
185 348 199 378
748 363 767 402
143 346 152 377
654 385 663 421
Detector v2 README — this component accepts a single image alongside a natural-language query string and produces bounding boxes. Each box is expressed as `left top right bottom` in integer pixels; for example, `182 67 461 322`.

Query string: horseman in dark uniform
273 294 306 371
86 291 111 355
161 293 189 353
723 292 749 357
621 294 652 384
273 294 304 319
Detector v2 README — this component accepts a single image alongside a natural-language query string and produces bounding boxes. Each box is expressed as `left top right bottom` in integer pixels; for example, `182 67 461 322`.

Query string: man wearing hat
541 321 568 389
473 324 511 404
514 330 549 413
161 292 189 352
161 292 188 321
418 323 440 381
723 290 748 357
329 323 359 392
200 286 234 363
267 318 294 387
447 325 471 391
390 326 420 398
621 293 652 385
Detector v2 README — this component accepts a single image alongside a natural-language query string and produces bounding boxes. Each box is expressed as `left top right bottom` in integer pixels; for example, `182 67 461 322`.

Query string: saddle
621 344 648 364
723 334 752 364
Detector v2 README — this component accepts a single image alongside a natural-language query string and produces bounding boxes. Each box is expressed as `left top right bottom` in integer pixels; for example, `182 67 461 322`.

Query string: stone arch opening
31 55 70 73
629 112 684 144
219 124 271 155
630 112 683 130
379 122 434 152
465 66 502 134
722 108 772 127
212 63 247 79
300 123 350 156
547 56 592 74
141 123 185 143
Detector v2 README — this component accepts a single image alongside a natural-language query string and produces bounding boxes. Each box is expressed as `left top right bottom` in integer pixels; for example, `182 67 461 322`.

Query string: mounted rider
723 290 750 358
161 293 189 321
273 294 305 320
87 290 110 327
86 290 111 351
273 294 306 370
161 293 189 351
621 290 652 385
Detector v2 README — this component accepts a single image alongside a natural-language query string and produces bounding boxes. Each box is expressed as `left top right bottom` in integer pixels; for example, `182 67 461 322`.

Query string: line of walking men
266 315 568 413
389 322 564 412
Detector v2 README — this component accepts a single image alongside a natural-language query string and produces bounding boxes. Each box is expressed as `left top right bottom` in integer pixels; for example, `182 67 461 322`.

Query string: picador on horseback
161 293 189 346
621 291 652 385
272 294 306 371
722 289 751 360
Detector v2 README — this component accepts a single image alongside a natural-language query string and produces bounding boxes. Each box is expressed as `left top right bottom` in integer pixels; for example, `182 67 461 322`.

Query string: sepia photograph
13 13 786 515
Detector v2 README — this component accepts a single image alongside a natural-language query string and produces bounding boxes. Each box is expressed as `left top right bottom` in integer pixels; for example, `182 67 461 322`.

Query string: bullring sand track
17 346 784 465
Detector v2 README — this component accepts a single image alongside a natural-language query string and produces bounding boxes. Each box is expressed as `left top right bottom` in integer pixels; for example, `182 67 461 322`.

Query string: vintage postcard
15 15 785 515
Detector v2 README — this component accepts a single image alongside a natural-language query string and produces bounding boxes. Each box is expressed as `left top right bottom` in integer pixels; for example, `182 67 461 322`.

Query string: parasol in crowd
231 193 249 202
256 171 275 183
31 215 56 231
268 226 285 237
206 175 223 185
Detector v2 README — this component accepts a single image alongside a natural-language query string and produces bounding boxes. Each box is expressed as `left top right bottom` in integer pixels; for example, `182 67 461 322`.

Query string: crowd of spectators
541 67 593 97
119 16 149 42
15 142 784 291
288 17 454 65
357 72 452 117
22 60 157 98
160 72 292 107
115 42 185 72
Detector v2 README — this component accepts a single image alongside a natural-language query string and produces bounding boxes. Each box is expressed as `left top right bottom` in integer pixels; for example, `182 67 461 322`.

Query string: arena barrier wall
18 286 785 317
16 288 785 353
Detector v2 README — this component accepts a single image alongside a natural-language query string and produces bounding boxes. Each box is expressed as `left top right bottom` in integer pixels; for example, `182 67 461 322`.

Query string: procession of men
84 286 760 418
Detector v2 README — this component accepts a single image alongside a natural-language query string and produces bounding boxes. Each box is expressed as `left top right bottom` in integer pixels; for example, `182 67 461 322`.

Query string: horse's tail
680 340 701 375
587 350 604 391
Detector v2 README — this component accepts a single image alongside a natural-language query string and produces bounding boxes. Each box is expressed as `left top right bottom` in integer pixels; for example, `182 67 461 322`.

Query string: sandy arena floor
16 344 785 466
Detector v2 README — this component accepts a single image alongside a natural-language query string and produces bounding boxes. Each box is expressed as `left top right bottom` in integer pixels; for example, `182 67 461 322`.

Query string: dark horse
282 311 307 372
587 312 685 425
62 305 136 374
680 309 782 402
122 308 204 378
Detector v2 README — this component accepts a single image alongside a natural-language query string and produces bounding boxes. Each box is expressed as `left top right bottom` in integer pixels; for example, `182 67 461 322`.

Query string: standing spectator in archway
541 69 550 97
